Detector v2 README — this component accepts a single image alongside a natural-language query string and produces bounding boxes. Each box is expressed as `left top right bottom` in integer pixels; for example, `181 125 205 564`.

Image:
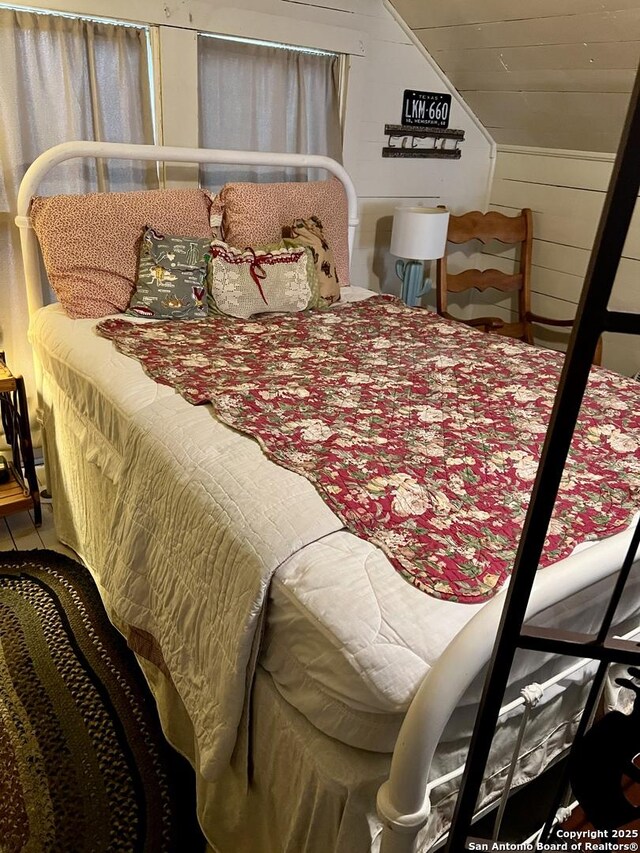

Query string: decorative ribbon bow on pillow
245 247 268 304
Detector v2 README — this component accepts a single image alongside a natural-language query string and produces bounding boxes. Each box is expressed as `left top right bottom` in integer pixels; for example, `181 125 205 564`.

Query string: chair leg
593 337 603 367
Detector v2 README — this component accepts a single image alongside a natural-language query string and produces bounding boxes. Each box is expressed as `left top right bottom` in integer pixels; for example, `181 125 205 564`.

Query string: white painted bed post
15 140 361 320
377 524 640 853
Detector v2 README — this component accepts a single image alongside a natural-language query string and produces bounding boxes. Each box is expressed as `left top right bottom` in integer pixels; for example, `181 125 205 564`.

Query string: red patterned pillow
31 188 212 318
218 179 350 286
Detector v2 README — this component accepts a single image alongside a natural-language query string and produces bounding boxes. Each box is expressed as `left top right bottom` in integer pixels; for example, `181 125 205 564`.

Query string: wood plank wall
336 4 493 294
389 0 640 152
484 145 640 377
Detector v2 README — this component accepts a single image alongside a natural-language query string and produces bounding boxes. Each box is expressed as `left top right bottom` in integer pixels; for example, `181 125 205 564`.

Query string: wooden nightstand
0 352 41 526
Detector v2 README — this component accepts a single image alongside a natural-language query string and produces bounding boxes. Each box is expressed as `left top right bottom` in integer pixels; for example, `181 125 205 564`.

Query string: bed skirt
140 655 594 853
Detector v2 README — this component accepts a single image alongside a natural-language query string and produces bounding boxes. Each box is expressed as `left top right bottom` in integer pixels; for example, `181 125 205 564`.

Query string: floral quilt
97 297 640 603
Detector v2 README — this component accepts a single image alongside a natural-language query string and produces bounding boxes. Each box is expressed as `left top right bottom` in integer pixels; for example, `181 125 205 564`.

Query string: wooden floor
0 501 77 558
0 463 77 558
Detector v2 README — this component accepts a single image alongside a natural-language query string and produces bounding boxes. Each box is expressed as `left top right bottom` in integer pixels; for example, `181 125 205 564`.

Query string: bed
17 142 640 852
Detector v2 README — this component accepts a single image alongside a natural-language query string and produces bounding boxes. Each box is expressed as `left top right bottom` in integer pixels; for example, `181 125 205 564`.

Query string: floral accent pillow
127 228 210 319
207 240 319 320
217 179 350 286
283 215 340 305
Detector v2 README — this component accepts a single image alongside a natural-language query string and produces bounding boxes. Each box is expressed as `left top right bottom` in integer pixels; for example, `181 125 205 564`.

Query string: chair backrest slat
447 269 523 294
446 210 528 245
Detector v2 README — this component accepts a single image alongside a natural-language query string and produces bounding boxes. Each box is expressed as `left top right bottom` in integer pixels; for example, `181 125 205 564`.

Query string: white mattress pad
264 532 640 750
30 293 640 754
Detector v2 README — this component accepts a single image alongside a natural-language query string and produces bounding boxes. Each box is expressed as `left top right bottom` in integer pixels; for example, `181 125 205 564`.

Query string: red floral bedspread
97 297 640 603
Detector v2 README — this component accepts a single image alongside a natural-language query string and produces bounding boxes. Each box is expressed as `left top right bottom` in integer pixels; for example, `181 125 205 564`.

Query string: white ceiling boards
389 0 640 152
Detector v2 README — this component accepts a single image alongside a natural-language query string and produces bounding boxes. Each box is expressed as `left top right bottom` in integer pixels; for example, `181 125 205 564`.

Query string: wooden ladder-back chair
435 209 603 364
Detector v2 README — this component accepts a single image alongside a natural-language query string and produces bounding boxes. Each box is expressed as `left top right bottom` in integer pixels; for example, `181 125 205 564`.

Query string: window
0 6 156 435
198 34 342 186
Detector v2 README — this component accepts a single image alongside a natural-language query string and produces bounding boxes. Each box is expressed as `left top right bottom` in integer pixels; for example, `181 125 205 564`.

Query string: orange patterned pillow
31 188 212 319
218 179 350 286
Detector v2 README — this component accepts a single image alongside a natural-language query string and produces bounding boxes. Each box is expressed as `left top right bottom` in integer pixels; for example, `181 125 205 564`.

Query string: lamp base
395 259 432 307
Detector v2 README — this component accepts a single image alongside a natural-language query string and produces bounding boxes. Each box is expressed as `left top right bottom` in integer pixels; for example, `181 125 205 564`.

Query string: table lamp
390 207 450 306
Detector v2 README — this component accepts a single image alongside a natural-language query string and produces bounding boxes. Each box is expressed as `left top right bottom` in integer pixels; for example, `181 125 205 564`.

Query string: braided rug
0 550 205 852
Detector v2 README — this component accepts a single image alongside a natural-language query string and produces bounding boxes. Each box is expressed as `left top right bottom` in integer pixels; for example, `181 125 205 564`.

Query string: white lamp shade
390 206 450 260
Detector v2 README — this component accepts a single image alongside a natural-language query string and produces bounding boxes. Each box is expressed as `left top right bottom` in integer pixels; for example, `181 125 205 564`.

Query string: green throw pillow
127 227 211 319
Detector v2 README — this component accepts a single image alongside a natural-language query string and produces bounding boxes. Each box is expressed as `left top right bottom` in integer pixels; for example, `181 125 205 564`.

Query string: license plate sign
402 90 451 128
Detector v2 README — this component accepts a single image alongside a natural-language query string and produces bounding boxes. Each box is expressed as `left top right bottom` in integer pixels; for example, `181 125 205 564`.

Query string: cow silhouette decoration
569 666 640 829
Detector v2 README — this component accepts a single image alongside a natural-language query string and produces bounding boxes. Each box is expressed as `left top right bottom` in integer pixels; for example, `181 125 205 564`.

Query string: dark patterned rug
0 549 206 853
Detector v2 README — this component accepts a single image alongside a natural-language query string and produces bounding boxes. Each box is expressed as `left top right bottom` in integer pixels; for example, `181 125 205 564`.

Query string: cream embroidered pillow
207 241 318 319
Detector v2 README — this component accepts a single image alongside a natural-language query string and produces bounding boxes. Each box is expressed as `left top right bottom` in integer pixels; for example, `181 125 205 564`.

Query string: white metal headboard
15 140 360 318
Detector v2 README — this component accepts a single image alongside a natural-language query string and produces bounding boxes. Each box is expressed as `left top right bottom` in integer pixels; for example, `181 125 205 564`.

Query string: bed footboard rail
377 523 639 853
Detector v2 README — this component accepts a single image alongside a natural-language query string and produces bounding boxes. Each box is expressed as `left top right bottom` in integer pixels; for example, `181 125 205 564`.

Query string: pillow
31 188 212 319
127 228 210 319
282 215 340 304
218 179 350 286
207 240 318 320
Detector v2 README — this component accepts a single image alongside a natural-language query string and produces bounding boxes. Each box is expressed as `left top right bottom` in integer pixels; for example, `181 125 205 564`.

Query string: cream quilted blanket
101 392 343 779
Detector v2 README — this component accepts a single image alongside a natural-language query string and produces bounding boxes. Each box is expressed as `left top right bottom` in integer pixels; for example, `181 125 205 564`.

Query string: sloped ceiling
389 0 640 152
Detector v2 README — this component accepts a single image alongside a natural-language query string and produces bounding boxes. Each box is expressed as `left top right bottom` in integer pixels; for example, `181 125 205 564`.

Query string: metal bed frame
15 137 640 852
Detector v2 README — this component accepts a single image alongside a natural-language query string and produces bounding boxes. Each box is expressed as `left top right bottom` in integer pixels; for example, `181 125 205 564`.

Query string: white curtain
198 36 342 186
0 9 156 440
